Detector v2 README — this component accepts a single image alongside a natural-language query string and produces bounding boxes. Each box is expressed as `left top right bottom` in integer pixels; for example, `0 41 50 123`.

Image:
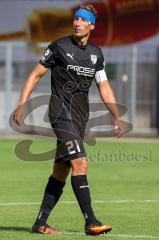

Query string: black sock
35 175 65 225
71 175 96 227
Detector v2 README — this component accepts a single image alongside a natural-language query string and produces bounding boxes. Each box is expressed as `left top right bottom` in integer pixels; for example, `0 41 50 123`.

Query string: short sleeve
96 48 105 72
39 42 57 68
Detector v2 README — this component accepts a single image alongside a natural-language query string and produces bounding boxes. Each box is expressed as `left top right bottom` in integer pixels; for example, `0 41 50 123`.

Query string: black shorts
51 118 87 164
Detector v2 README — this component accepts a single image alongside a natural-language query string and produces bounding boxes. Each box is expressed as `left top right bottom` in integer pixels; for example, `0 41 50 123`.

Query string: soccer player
14 4 125 235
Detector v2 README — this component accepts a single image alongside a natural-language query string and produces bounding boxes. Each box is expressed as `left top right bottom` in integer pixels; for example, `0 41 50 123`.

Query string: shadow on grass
0 226 31 233
0 226 85 235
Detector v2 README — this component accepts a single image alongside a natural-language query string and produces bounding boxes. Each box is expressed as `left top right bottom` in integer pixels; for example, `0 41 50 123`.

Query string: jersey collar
71 35 89 49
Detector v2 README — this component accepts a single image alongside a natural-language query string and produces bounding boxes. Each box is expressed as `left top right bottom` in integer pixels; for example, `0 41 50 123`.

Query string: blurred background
0 0 159 137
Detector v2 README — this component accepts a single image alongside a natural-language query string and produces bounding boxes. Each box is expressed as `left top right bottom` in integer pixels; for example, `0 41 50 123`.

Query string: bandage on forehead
74 9 96 24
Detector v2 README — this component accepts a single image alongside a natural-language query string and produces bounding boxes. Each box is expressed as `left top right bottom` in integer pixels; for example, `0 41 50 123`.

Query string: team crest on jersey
90 55 97 65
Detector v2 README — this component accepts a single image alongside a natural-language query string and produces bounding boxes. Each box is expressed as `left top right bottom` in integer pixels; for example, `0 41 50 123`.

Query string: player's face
73 17 94 38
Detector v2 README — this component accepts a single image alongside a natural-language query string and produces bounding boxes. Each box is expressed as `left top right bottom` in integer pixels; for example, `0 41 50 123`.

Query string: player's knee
52 169 70 182
52 162 70 182
71 157 88 175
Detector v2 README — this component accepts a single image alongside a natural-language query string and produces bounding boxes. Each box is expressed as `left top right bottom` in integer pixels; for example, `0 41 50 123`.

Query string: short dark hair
79 4 98 18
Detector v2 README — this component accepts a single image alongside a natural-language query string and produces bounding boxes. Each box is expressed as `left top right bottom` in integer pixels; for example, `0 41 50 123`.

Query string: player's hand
114 118 127 138
14 104 28 125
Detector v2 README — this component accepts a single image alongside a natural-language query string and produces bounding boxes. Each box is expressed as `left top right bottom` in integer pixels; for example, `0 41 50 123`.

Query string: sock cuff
50 175 66 187
71 175 88 183
45 175 66 195
71 175 87 179
71 175 89 191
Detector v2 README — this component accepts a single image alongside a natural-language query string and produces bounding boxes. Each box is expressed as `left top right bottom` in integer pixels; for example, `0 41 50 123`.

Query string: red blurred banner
0 0 159 46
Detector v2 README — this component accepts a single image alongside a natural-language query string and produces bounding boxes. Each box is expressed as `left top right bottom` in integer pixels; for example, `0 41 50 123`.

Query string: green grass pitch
0 138 159 240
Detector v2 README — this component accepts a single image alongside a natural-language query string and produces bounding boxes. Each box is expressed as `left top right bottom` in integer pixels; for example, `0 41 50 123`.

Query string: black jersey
39 35 105 122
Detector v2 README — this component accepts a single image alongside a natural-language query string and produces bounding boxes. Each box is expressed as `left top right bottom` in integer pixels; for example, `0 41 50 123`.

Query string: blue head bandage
74 9 96 24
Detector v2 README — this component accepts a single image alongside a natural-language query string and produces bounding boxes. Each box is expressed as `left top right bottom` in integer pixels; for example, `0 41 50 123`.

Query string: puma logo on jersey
67 53 74 60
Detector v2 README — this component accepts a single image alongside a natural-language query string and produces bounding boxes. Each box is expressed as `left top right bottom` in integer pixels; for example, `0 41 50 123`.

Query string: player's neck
73 34 89 46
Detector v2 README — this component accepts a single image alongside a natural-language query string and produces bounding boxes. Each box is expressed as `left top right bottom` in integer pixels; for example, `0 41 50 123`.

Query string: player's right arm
14 63 48 125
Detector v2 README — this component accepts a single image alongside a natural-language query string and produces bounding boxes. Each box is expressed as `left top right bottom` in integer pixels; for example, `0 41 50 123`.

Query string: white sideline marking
94 199 159 203
65 232 159 239
0 202 39 206
0 199 159 206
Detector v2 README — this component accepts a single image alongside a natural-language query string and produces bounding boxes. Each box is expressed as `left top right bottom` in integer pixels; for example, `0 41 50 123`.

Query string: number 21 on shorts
66 139 81 155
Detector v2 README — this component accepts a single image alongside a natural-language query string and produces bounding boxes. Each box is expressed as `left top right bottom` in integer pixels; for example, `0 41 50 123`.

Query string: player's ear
90 24 95 30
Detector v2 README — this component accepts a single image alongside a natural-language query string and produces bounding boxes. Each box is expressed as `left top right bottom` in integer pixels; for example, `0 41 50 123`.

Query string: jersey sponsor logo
41 48 52 63
90 54 97 64
67 65 95 77
66 53 74 60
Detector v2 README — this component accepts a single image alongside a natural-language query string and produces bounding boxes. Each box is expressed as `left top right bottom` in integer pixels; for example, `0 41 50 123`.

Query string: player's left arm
95 71 126 137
